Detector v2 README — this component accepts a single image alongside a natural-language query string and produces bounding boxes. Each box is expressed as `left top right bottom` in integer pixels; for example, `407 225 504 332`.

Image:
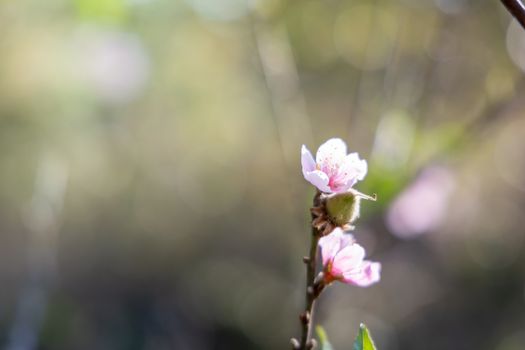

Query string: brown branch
299 228 320 349
291 191 323 350
501 0 525 30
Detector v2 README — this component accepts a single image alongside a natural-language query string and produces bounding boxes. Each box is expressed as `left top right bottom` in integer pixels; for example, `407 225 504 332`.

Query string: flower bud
325 189 376 227
326 191 360 227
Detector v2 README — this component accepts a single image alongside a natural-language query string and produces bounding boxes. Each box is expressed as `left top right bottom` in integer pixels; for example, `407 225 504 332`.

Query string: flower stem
297 191 322 350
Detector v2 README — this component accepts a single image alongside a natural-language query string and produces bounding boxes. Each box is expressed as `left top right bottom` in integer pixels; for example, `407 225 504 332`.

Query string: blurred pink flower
301 138 367 193
318 228 381 287
386 166 455 239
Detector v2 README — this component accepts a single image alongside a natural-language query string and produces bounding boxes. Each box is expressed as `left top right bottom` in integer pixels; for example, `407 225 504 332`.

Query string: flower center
323 260 342 284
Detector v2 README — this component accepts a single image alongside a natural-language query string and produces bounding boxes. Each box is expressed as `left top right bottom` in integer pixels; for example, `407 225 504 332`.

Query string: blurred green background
1 0 525 349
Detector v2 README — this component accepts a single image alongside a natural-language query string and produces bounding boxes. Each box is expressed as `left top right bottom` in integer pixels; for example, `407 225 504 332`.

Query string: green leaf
316 325 334 350
353 324 377 350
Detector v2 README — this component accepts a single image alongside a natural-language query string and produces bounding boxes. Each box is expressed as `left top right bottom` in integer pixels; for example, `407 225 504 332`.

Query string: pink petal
319 228 345 265
301 145 316 178
332 153 367 190
330 243 366 276
328 178 352 193
304 170 331 193
316 138 347 177
342 261 381 287
339 230 355 247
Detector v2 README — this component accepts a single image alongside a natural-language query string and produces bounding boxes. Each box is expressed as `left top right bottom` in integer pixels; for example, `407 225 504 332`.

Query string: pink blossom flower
318 228 381 287
301 138 367 193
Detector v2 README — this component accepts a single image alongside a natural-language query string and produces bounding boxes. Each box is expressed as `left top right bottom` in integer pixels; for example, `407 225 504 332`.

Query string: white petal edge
304 170 332 193
301 145 316 177
316 138 347 165
345 153 368 181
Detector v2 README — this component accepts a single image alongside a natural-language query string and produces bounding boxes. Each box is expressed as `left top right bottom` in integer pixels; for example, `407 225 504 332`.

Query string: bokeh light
0 1 524 350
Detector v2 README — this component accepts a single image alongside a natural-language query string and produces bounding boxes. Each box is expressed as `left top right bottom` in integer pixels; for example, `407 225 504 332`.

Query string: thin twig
501 0 525 30
296 191 322 350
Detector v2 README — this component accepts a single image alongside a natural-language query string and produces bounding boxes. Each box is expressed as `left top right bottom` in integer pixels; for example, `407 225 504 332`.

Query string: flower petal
328 179 352 193
330 243 366 276
342 261 381 287
346 153 367 181
304 170 331 193
318 228 347 265
316 138 347 176
301 145 316 178
332 153 368 191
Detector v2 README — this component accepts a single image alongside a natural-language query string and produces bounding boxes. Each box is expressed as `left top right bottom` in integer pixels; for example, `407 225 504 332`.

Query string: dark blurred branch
501 0 525 29
6 155 68 350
